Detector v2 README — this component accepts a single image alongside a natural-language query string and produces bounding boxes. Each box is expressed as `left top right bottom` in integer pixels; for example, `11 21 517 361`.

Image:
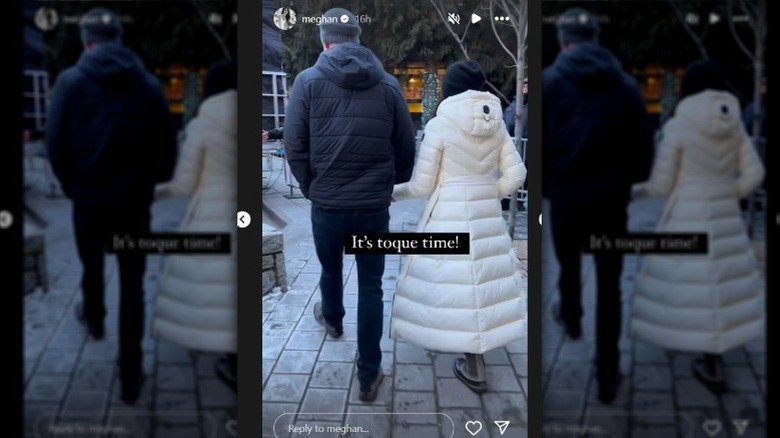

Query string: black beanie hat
442 60 485 99
319 8 362 44
680 59 727 99
204 59 237 99
556 7 599 45
80 8 123 44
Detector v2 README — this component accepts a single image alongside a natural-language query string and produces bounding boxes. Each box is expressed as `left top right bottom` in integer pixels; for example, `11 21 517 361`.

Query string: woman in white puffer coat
631 60 765 394
153 61 238 390
391 61 527 393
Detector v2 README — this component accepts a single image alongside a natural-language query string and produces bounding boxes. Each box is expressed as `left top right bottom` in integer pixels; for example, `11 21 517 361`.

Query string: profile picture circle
34 7 59 31
273 7 296 30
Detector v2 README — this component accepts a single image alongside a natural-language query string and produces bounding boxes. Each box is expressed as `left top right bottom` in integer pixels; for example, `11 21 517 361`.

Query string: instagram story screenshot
262 1 529 437
22 1 237 437
540 1 770 437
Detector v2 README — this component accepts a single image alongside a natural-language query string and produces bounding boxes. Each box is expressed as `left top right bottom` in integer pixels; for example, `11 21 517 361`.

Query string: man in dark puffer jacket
542 7 653 404
284 7 415 402
46 8 176 404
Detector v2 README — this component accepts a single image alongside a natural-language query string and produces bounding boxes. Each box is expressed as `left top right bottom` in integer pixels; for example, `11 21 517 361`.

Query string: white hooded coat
390 90 527 354
631 90 765 354
153 90 237 353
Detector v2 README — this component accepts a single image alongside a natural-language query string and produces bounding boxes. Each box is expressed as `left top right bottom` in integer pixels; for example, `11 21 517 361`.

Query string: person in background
154 60 239 391
631 60 765 394
46 7 177 403
283 7 416 402
504 78 528 139
391 60 527 393
542 7 654 403
262 127 283 141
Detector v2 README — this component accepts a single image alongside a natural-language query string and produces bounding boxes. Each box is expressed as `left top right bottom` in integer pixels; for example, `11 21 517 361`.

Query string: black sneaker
597 373 622 404
552 302 581 340
121 372 145 404
313 302 343 338
75 302 105 340
359 370 384 402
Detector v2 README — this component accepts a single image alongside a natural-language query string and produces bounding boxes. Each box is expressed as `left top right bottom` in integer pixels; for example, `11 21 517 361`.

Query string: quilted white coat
153 90 237 353
390 90 527 354
631 90 765 354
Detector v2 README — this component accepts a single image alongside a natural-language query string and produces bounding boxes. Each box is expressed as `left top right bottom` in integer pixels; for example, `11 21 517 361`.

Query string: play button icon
471 13 481 23
237 211 251 228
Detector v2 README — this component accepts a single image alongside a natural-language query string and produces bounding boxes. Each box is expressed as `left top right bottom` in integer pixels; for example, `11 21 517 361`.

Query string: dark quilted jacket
284 43 415 209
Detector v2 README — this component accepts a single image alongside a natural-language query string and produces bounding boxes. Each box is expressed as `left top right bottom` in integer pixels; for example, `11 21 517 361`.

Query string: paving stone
72 362 114 389
545 362 590 391
263 320 297 339
157 341 192 364
297 388 348 422
394 365 434 391
105 407 153 437
60 389 108 422
484 348 511 365
486 365 523 392
395 342 432 364
318 341 357 362
155 392 199 425
275 350 318 374
631 391 676 425
722 392 766 424
482 392 527 429
263 359 275 386
156 364 196 391
279 292 312 307
269 305 306 322
310 362 354 389
393 391 437 425
633 342 668 364
262 402 297 437
196 353 221 377
263 340 284 361
80 341 118 362
675 379 719 408
263 374 309 403
391 424 442 438
296 316 326 332
285 331 326 351
201 409 238 438
344 405 391 437
35 349 79 375
723 366 761 392
199 378 237 409
671 353 697 377
25 374 69 402
510 354 528 377
433 353 460 378
435 378 482 409
24 403 57 438
542 390 585 419
633 365 672 391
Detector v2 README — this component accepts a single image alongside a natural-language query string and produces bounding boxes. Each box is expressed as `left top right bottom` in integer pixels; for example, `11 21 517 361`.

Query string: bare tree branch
490 0 518 64
426 0 470 59
191 0 232 59
727 0 755 60
666 0 709 59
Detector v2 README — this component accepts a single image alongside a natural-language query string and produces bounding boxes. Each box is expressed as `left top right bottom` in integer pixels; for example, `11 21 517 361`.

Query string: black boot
453 353 488 394
216 353 238 393
692 354 727 394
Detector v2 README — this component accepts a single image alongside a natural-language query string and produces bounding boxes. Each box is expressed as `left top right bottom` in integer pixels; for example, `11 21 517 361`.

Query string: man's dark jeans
73 202 149 382
550 202 627 383
311 205 388 387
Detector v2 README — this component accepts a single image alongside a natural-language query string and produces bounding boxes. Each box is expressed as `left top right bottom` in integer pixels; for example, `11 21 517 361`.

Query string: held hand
631 182 647 199
262 130 269 142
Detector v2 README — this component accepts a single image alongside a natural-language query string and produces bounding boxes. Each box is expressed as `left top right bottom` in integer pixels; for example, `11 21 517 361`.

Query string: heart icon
225 419 238 436
702 419 722 437
465 420 483 436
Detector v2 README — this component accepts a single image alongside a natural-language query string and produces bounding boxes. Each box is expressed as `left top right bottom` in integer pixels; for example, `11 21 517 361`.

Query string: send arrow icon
494 420 510 435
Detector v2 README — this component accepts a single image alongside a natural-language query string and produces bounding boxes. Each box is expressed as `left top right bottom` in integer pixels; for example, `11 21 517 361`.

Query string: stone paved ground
262 156 529 438
541 198 766 438
23 168 237 438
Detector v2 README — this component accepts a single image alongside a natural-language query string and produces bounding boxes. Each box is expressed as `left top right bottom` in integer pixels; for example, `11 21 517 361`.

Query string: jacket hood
314 43 384 89
437 90 504 137
198 89 237 136
553 42 624 85
76 43 148 88
676 90 742 139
